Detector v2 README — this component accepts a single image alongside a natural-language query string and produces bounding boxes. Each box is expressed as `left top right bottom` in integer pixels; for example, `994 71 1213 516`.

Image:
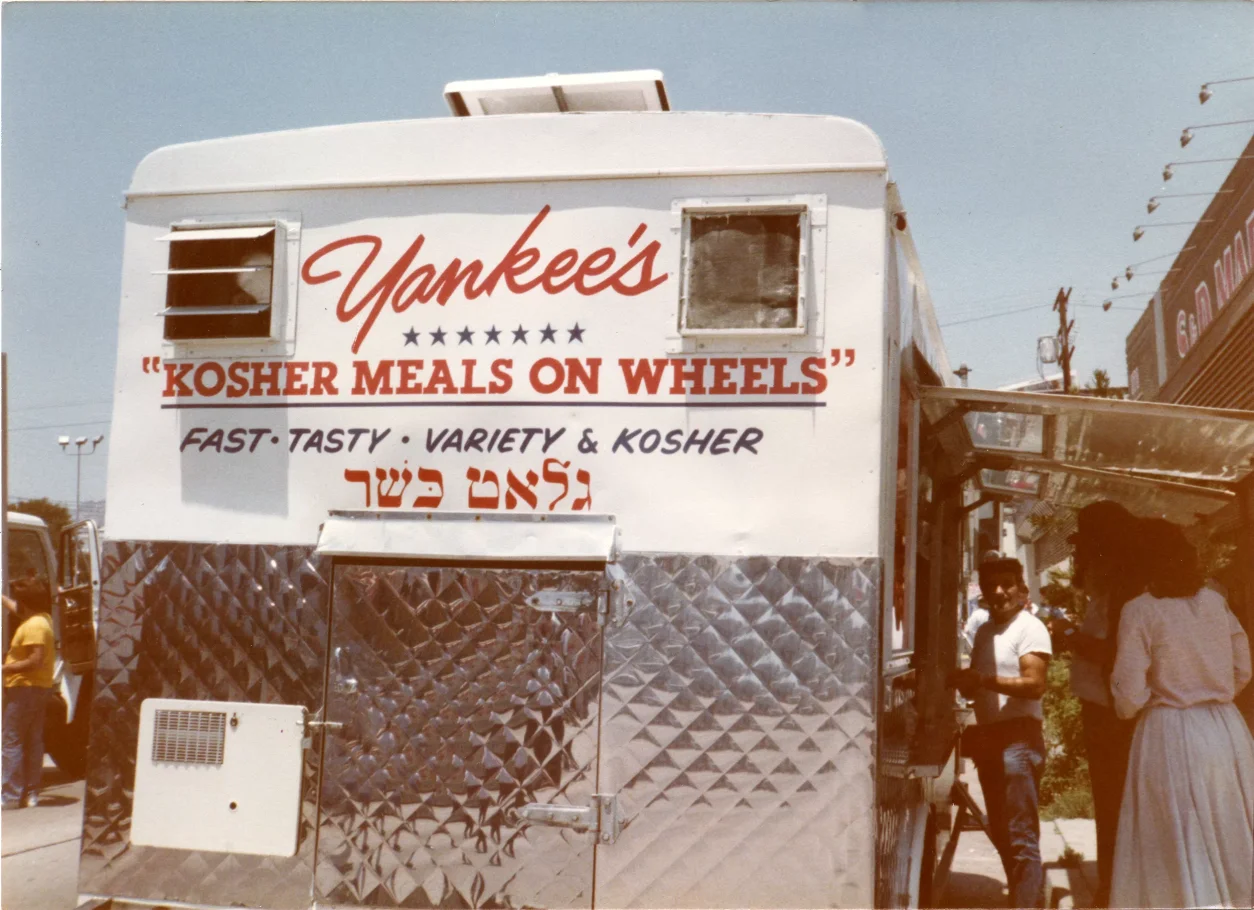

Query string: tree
9 498 73 541
1085 368 1125 400
1041 564 1088 623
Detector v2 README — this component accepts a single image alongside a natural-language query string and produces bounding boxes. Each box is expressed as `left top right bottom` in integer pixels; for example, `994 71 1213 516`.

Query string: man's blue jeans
2 685 51 805
971 717 1046 908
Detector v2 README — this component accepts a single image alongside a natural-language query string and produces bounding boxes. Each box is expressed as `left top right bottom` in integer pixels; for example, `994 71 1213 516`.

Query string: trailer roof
126 112 886 199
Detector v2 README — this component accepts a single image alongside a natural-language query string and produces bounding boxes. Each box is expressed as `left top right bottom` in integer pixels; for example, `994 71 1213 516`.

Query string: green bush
1040 655 1094 819
1042 785 1094 822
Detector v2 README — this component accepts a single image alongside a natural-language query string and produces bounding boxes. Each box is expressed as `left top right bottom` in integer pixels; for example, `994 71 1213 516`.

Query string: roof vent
445 70 669 117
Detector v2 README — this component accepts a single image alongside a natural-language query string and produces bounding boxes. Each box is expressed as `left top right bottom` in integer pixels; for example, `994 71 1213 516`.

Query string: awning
920 386 1254 526
315 511 618 563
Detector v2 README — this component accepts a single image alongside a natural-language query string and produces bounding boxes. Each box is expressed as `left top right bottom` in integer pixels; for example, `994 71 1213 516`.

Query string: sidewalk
940 758 1100 909
0 758 85 910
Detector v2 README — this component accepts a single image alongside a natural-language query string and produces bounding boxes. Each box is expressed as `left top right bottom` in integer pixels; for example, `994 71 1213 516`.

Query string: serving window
671 195 825 351
682 209 804 331
158 225 277 340
155 215 300 356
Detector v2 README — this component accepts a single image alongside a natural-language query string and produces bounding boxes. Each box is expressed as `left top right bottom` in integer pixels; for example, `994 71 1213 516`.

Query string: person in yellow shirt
2 577 56 809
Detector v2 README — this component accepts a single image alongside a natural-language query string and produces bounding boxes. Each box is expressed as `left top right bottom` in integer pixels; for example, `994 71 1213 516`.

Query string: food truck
75 71 1254 910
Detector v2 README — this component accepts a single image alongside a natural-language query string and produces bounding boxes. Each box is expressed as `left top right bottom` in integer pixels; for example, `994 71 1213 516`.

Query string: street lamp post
1199 77 1254 105
1162 158 1254 182
1147 191 1231 213
58 434 104 521
1133 221 1214 241
1180 119 1254 147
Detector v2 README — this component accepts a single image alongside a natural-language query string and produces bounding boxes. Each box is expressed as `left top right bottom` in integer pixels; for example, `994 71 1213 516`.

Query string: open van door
58 519 101 675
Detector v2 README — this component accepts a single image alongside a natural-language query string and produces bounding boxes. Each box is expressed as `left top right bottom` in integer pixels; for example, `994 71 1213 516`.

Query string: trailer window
158 225 276 341
680 209 805 333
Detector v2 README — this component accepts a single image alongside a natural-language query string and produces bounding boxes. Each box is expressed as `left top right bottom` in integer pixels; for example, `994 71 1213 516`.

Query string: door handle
333 646 358 696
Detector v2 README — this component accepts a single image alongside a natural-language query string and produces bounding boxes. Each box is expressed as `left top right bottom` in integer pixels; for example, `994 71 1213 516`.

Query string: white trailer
75 71 1254 910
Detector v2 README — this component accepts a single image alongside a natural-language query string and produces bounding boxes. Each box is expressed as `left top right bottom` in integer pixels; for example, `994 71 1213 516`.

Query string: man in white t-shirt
950 555 1052 908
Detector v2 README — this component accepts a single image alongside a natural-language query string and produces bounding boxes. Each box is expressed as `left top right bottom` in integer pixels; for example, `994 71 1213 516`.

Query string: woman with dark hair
1109 519 1254 909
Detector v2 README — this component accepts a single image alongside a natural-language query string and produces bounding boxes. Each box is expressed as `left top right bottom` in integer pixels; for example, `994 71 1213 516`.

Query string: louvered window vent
152 709 227 765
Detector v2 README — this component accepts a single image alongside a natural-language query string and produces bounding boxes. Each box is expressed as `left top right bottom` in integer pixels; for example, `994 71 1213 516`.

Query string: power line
5 399 114 414
938 303 1047 328
930 286 1065 309
935 292 1062 322
8 419 112 433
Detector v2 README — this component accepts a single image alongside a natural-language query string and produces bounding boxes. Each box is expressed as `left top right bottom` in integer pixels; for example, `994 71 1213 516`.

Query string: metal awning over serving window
920 386 1254 525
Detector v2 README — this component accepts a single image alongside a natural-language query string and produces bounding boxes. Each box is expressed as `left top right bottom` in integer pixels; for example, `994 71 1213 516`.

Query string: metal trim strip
316 510 618 561
124 162 888 201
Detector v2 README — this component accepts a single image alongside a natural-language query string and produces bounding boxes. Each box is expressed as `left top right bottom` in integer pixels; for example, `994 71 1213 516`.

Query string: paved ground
941 759 1100 909
0 759 85 910
1 754 1098 910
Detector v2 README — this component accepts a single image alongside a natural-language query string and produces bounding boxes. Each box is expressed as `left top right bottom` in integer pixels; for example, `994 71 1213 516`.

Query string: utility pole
1053 287 1074 393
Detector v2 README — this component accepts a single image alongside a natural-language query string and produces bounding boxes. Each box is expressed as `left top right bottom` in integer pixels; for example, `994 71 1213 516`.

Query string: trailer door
311 513 616 909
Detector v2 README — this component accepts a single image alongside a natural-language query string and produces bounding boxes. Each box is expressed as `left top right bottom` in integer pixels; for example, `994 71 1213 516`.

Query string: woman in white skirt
1109 519 1254 909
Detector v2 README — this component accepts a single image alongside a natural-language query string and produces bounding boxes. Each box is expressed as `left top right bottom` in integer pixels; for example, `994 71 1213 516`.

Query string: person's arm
1111 602 1152 719
976 652 1049 699
1 643 46 675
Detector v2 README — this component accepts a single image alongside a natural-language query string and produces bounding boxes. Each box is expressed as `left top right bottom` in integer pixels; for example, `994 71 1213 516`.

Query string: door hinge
526 589 597 613
518 793 621 845
598 564 634 628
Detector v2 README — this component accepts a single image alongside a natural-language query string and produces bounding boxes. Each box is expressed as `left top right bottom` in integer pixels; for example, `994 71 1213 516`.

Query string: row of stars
403 324 586 346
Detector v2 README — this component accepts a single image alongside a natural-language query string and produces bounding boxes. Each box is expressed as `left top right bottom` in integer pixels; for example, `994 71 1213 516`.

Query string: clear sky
2 0 1252 507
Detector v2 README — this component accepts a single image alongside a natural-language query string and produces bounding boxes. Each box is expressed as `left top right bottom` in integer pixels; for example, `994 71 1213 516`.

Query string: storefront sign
1161 138 1254 379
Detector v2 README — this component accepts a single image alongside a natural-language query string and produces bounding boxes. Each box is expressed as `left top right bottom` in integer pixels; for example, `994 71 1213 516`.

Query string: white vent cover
131 698 306 856
152 708 227 764
444 70 669 117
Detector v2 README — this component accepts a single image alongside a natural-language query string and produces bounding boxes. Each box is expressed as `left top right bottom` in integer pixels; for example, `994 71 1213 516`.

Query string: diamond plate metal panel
596 555 880 909
77 541 331 909
314 565 603 909
875 680 924 909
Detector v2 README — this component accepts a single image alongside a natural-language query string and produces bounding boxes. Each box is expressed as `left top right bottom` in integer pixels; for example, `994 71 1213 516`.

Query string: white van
3 510 100 776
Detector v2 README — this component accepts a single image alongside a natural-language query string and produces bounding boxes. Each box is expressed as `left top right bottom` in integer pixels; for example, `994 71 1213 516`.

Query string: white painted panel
131 699 305 857
107 171 887 556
